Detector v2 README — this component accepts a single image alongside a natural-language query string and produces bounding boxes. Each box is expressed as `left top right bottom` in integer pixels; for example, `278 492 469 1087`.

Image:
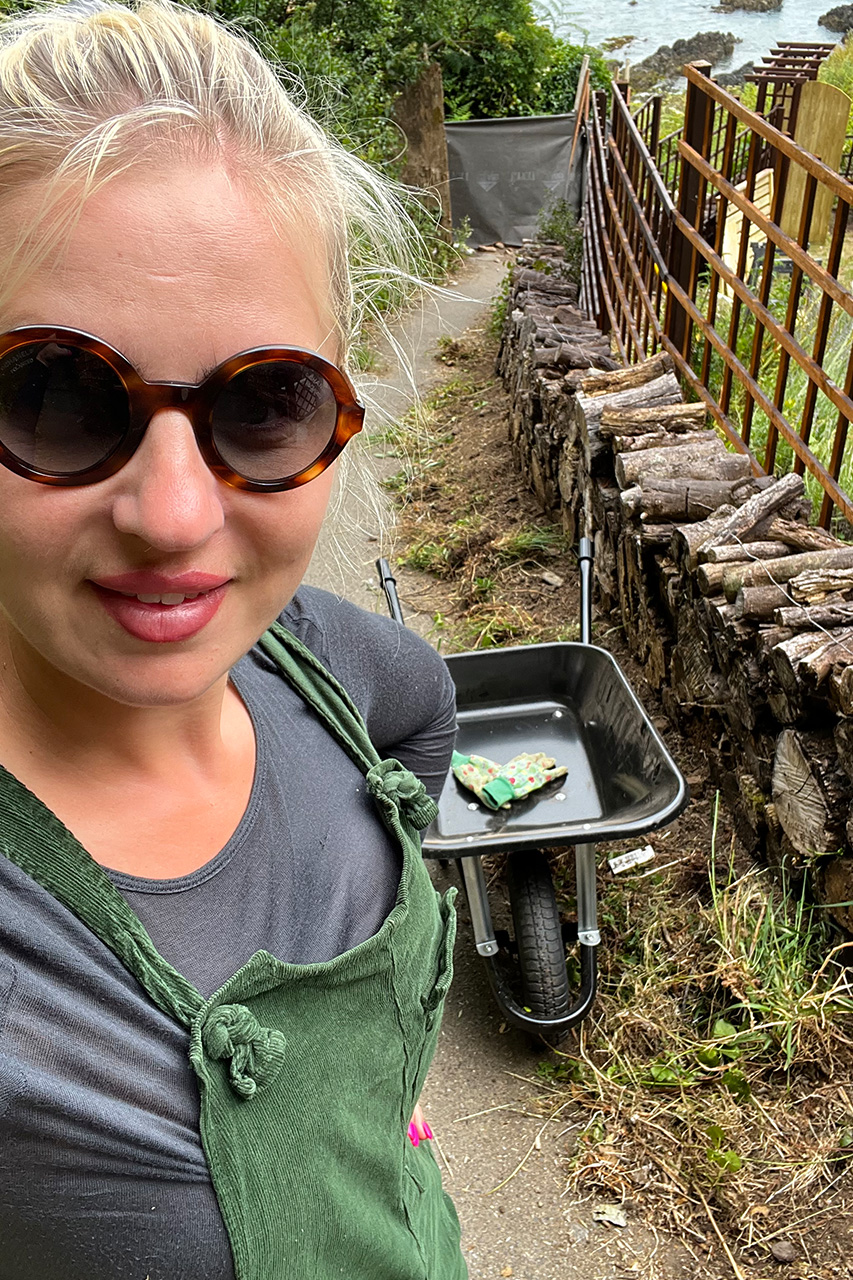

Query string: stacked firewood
499 262 853 930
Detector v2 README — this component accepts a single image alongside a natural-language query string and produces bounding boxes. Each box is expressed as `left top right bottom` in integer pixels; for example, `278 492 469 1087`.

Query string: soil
387 319 853 1280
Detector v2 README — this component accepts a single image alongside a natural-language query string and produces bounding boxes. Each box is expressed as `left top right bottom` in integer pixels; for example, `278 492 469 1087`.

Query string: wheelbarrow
377 539 689 1037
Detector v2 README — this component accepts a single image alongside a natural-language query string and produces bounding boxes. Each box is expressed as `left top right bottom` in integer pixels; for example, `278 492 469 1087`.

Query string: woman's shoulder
280 584 446 682
277 585 455 753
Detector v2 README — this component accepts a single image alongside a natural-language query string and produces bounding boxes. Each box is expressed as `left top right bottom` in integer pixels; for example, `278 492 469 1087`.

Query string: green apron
0 622 467 1280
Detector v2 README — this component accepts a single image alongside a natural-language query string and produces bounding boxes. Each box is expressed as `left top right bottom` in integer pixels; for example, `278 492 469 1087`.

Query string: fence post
585 89 610 335
650 95 662 160
665 60 713 360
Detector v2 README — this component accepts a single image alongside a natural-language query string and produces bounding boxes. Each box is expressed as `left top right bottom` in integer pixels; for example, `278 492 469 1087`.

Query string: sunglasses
0 326 365 491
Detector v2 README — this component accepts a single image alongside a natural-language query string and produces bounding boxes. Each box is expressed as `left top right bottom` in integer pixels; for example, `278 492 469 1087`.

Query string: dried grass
541 812 853 1273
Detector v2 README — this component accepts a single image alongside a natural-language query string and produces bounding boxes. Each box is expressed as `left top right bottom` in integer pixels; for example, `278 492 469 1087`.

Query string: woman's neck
0 623 258 876
0 622 238 777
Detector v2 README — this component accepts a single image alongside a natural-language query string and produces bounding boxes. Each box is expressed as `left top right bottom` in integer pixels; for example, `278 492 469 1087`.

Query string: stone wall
498 245 853 928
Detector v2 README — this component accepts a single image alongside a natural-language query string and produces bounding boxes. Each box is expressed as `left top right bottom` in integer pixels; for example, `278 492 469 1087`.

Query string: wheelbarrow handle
375 557 404 625
578 535 593 646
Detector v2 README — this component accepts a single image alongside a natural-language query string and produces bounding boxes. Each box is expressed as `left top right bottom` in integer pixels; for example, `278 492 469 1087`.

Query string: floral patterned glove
451 750 503 804
482 753 568 809
452 750 567 811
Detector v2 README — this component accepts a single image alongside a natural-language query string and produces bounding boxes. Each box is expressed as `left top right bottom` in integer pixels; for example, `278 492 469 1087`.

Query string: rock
769 1240 797 1263
592 1203 628 1228
632 30 737 91
716 61 754 87
820 4 853 30
718 0 780 10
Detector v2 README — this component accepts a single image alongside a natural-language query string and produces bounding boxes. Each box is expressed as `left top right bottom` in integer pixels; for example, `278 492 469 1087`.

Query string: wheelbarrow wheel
506 851 571 1019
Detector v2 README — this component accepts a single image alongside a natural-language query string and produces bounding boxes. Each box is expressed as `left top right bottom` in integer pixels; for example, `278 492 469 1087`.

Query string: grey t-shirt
0 587 456 1279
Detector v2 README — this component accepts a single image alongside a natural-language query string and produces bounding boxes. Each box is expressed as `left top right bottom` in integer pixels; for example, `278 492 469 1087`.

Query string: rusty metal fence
581 63 853 529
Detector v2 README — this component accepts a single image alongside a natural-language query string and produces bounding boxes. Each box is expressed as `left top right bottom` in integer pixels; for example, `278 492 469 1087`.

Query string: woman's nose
109 410 225 550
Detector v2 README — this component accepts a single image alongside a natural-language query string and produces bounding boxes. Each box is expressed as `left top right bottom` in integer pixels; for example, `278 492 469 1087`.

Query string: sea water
533 0 839 77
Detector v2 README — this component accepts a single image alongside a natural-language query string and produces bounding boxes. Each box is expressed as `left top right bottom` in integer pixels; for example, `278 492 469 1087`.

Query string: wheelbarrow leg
459 856 499 957
575 843 600 947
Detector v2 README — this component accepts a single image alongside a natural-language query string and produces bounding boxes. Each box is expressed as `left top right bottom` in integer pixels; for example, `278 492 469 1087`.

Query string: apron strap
257 623 438 833
0 764 202 1026
257 623 380 772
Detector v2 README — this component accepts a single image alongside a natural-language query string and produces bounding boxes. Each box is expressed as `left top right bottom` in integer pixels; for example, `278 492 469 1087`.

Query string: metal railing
582 64 853 529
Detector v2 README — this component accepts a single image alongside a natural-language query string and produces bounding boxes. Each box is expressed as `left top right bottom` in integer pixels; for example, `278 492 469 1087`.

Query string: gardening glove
452 750 567 811
451 750 503 804
481 752 568 810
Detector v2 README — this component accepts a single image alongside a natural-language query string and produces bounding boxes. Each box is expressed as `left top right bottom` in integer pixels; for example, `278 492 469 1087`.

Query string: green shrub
537 38 610 115
536 197 583 278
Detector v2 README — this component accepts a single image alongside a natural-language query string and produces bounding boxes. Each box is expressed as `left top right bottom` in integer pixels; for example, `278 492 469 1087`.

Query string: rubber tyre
506 851 572 1019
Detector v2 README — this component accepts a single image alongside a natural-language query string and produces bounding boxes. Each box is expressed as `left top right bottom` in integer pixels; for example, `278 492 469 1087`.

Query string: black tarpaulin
444 113 585 247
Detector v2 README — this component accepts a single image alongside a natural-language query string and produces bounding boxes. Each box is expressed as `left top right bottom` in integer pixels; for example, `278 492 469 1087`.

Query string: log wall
497 246 853 930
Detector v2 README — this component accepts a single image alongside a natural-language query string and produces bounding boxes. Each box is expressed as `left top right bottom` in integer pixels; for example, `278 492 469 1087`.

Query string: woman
0 3 465 1277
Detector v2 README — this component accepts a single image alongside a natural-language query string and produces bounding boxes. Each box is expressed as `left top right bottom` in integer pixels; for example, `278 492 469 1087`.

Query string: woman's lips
90 579 229 643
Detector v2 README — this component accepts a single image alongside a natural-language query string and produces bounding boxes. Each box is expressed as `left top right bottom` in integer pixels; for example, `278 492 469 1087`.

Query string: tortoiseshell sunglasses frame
0 326 365 491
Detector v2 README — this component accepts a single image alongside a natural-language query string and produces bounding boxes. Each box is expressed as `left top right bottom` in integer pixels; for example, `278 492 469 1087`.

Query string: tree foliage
212 0 607 124
0 0 609 126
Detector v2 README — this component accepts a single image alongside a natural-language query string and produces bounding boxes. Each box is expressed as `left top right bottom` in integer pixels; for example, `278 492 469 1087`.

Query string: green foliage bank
0 1 609 139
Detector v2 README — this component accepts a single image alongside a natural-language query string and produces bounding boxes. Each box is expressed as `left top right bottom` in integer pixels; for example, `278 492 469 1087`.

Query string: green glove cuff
481 776 516 810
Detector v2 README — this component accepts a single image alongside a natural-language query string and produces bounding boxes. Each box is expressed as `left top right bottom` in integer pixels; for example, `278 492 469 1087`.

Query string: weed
435 334 473 365
708 804 853 1072
402 541 452 575
488 264 514 340
535 198 583 278
372 418 419 457
349 342 377 374
542 802 853 1250
380 468 410 495
493 524 567 562
461 604 578 648
426 377 477 410
471 575 495 600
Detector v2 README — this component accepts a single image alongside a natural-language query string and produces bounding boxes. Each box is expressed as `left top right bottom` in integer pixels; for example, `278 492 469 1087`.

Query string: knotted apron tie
202 1002 287 1100
366 759 438 832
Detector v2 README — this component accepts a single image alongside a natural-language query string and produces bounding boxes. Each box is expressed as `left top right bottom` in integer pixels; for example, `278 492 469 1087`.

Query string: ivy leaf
722 1068 751 1102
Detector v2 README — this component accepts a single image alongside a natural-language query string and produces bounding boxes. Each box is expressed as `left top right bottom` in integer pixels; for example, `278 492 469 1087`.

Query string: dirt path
304 254 703 1280
305 251 508 610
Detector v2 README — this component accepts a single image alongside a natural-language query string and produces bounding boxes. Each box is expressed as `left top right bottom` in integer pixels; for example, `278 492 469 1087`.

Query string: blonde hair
0 0 422 365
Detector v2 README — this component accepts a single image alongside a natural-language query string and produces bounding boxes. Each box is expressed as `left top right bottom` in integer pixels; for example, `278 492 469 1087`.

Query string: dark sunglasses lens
0 340 129 475
211 361 339 482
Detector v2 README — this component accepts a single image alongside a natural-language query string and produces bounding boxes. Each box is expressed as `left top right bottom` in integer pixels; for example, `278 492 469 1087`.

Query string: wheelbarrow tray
423 641 688 857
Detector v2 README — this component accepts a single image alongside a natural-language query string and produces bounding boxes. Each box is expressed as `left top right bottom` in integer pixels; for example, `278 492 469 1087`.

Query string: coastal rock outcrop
632 31 737 91
716 61 755 86
819 4 853 31
717 0 781 11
